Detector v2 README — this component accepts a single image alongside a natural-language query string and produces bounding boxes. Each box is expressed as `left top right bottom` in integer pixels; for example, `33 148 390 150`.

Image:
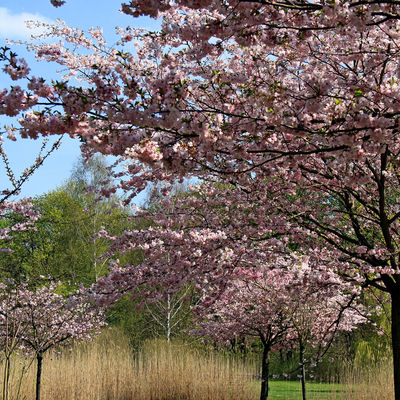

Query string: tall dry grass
0 328 395 400
1 328 258 400
341 364 393 400
340 353 394 400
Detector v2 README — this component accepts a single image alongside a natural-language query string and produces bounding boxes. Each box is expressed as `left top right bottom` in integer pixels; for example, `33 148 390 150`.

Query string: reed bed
1 329 257 400
0 329 394 400
340 359 394 400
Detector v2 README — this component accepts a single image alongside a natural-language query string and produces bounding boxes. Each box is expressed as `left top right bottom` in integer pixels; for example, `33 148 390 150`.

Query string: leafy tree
0 156 133 288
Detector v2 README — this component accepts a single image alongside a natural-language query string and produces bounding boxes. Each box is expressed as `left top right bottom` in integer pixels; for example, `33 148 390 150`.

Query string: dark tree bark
35 353 43 400
299 338 307 400
2 356 10 400
391 292 400 400
260 342 271 400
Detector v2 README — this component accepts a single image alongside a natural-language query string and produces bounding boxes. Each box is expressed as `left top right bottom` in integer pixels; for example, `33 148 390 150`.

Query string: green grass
251 380 349 400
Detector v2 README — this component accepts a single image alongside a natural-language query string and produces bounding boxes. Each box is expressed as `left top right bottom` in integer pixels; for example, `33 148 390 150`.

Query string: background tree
0 155 133 288
107 284 196 346
67 155 121 281
144 284 196 343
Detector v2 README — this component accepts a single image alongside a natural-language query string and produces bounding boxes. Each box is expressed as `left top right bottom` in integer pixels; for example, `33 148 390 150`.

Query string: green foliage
106 295 154 348
0 155 133 289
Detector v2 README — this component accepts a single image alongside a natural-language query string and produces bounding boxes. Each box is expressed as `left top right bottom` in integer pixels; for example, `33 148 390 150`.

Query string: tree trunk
3 356 10 400
166 294 171 342
260 343 270 400
35 353 43 400
391 292 400 400
299 338 307 400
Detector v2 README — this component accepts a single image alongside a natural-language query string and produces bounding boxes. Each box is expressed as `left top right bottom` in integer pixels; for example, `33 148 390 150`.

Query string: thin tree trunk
166 294 171 342
299 338 307 400
15 363 28 400
3 356 9 400
391 292 400 400
93 215 98 282
5 356 11 400
260 343 270 400
35 353 43 400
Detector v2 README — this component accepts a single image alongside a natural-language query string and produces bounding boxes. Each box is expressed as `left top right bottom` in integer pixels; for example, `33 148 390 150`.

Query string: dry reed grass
340 359 394 400
1 328 258 400
0 328 395 400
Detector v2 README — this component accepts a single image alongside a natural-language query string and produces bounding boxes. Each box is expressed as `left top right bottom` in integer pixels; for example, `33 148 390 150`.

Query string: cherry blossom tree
0 281 29 400
6 0 400 396
91 183 365 400
193 268 292 400
0 282 105 400
0 200 40 250
192 259 366 400
280 265 366 400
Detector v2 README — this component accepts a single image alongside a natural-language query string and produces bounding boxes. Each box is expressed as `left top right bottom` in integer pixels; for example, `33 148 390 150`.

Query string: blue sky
0 1 159 200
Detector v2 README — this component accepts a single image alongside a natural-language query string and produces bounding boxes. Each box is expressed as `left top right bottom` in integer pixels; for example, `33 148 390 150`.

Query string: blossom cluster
0 281 105 356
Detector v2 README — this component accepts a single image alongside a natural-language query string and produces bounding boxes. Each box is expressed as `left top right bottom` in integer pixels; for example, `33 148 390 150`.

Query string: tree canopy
2 0 400 397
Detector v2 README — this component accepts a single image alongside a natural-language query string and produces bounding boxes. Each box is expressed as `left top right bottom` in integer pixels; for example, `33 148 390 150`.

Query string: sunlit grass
261 381 347 400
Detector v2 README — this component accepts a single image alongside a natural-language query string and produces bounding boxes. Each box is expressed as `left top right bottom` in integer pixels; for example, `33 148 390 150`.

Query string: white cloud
0 8 54 40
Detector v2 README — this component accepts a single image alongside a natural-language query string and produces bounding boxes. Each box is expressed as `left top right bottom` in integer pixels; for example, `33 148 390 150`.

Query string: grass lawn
251 380 349 400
